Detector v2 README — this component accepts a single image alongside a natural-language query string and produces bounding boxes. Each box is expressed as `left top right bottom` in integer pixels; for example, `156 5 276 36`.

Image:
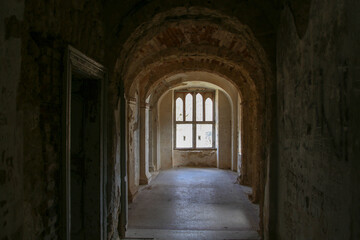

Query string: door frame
62 45 108 240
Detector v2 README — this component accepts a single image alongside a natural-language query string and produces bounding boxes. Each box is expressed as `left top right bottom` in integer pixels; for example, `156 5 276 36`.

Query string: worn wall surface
158 91 173 170
19 1 108 238
0 0 123 239
139 105 151 184
0 1 24 239
149 105 160 171
127 100 140 200
173 150 217 168
276 0 359 239
218 90 232 169
348 2 360 238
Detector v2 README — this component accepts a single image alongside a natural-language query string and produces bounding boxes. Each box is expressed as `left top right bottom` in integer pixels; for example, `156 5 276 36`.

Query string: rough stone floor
125 167 260 240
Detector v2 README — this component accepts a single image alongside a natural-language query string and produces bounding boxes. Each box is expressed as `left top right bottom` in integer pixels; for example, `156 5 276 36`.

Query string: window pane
205 98 213 121
176 97 183 121
185 93 193 121
196 93 203 121
196 124 212 148
176 124 193 148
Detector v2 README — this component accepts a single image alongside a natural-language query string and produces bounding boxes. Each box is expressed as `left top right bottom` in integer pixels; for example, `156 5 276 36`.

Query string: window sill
174 148 217 151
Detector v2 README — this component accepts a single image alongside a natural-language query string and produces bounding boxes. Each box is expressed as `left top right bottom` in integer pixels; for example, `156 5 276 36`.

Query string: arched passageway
124 66 263 238
2 1 358 240
110 6 274 239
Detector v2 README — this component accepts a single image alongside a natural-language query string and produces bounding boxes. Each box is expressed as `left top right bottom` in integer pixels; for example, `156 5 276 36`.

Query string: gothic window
174 90 215 149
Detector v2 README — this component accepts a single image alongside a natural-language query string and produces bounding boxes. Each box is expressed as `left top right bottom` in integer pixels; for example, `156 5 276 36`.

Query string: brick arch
126 55 260 103
121 19 271 91
106 3 278 66
126 46 265 95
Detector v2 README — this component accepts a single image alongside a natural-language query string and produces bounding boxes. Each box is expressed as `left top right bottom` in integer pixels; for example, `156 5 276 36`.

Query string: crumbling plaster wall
127 98 140 201
276 0 359 239
173 150 217 168
158 91 173 170
0 0 122 239
348 2 360 238
0 1 24 239
218 90 232 169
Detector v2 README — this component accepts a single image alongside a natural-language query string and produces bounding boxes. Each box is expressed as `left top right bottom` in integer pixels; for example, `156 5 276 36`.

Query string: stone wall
348 2 360 238
0 0 25 239
218 90 232 169
173 150 217 168
276 0 359 239
127 99 140 200
0 0 125 239
158 91 173 170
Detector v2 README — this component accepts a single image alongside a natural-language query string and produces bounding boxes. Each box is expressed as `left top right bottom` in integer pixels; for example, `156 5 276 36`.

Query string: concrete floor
126 168 260 240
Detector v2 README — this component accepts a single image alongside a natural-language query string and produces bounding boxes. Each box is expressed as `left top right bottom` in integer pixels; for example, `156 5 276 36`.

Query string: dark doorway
63 46 107 240
70 75 101 239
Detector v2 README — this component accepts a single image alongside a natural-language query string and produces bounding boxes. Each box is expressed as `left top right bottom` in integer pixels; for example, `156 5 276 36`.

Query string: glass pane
176 97 183 121
196 124 213 148
185 93 193 121
176 124 193 148
196 93 203 121
205 98 213 121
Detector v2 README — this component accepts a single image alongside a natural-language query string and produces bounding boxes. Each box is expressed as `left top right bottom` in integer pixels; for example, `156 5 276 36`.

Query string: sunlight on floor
126 168 260 240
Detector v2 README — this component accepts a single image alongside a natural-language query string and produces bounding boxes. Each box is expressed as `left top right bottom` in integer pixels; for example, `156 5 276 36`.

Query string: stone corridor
127 168 260 240
1 0 359 239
